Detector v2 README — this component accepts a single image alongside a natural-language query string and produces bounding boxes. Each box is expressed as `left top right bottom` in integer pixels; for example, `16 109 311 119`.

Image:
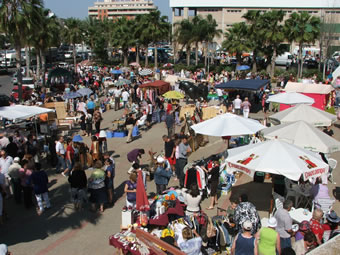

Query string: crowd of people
1 63 340 255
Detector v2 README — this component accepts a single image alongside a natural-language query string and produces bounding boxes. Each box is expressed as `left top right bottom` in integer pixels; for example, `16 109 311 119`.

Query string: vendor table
289 208 312 223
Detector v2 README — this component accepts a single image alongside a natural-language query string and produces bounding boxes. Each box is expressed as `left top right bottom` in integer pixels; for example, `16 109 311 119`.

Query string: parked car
22 77 35 89
11 86 33 100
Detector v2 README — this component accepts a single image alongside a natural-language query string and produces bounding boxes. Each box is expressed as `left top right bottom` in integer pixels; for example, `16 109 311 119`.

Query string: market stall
139 80 170 103
283 82 334 110
215 79 270 91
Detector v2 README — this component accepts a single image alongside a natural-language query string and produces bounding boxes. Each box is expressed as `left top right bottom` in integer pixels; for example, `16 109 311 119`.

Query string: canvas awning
284 82 334 94
215 79 269 91
0 105 54 121
139 80 170 94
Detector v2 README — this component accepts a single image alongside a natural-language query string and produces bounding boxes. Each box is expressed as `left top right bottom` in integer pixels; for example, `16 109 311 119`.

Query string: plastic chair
284 178 299 206
315 198 335 215
328 158 337 184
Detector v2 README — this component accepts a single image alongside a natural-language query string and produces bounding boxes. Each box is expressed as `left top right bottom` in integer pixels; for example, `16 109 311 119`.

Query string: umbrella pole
34 117 38 136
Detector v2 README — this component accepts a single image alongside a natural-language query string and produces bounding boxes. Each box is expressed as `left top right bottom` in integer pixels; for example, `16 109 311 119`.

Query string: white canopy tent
266 92 314 105
226 139 329 181
190 113 266 137
269 104 337 127
0 105 54 121
261 120 340 154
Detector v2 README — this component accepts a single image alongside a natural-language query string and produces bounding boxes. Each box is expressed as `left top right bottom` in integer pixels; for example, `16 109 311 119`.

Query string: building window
174 8 183 16
227 9 242 13
188 8 197 16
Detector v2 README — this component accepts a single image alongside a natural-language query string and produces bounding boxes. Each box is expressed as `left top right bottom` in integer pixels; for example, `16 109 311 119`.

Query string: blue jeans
280 237 291 249
56 155 66 173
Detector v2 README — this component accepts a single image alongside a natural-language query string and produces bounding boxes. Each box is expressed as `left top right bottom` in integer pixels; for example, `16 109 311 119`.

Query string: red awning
139 80 170 94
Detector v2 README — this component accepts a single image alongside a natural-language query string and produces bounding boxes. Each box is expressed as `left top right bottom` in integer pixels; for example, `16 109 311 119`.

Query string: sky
44 0 171 20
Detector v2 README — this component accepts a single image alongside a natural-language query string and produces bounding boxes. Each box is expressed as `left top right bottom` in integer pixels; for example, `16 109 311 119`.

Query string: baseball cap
243 220 252 231
13 157 20 163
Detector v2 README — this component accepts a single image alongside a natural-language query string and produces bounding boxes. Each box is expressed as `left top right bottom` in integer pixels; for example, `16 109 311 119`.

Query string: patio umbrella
163 63 173 68
226 139 329 181
267 92 315 105
236 65 250 71
64 91 82 99
269 104 337 127
129 62 140 67
190 113 266 137
136 170 150 212
77 87 93 97
115 79 131 86
139 69 153 76
261 120 340 154
72 134 83 142
111 69 122 75
163 91 184 99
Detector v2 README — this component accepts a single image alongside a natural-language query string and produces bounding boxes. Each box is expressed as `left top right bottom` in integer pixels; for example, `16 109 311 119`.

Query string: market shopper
293 231 316 255
241 97 251 118
93 109 103 134
183 183 202 216
88 161 107 213
176 136 191 187
127 148 145 164
125 113 136 143
202 157 220 210
63 138 74 177
234 194 261 235
165 111 175 138
19 160 33 209
55 136 66 174
162 135 176 170
179 227 202 255
68 162 88 210
104 158 115 205
8 157 22 204
309 208 324 245
274 199 293 249
258 217 281 255
154 157 172 195
231 220 258 255
124 172 137 208
233 95 242 115
30 163 51 215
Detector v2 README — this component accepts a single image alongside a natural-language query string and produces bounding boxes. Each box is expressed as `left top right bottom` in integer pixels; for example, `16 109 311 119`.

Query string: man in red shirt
310 208 324 245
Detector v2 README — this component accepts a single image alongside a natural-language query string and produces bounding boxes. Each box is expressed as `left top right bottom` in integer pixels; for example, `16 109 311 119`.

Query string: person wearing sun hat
154 156 172 195
232 220 258 255
258 217 281 255
322 210 340 242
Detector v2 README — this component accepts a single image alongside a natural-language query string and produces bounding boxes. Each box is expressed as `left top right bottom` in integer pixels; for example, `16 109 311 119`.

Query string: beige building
88 0 157 20
170 0 340 48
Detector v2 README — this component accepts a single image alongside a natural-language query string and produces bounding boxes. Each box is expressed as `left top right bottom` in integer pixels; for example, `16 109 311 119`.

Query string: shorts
166 157 176 166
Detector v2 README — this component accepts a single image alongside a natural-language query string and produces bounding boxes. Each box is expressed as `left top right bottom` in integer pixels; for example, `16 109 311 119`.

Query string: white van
1 53 16 67
275 52 293 66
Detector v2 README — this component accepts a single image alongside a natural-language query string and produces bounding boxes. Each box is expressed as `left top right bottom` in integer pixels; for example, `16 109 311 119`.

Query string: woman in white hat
154 156 172 195
258 217 281 255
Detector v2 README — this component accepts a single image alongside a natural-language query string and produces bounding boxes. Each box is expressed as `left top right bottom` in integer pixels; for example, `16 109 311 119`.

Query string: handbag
206 217 216 238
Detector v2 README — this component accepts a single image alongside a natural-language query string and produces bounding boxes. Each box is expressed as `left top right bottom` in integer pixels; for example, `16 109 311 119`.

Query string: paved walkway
1 106 339 255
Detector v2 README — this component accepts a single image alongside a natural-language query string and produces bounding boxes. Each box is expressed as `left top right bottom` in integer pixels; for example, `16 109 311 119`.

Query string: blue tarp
215 79 270 91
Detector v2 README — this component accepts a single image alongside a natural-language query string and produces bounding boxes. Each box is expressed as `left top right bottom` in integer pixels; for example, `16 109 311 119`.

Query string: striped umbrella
139 69 153 76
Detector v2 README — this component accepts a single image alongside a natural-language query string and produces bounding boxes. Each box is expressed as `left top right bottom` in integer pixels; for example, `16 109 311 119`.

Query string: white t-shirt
233 98 242 109
56 141 65 155
122 91 130 102
216 88 223 97
114 89 121 98
0 156 13 176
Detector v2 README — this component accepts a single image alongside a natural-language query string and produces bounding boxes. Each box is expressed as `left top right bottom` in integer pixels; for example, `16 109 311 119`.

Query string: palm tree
174 19 194 66
203 14 222 68
285 12 320 78
62 18 83 72
33 8 61 81
260 10 285 78
0 0 43 101
111 17 136 66
222 22 250 67
191 15 204 66
141 10 169 68
242 10 263 72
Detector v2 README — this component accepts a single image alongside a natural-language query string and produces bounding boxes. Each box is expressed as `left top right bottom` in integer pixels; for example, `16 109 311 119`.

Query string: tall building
170 0 340 48
88 0 157 20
